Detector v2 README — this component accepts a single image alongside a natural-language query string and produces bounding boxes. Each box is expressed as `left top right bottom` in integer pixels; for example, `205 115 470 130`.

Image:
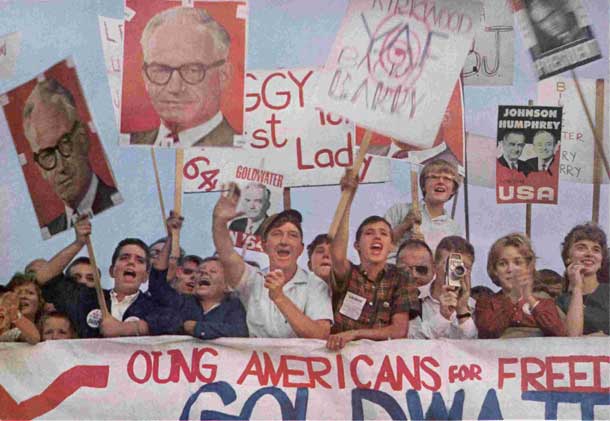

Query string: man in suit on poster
229 183 271 236
525 130 558 174
129 6 235 148
497 131 532 175
23 79 121 237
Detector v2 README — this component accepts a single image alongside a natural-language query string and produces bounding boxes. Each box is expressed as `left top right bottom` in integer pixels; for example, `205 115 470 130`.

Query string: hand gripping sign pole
150 148 168 235
328 130 371 240
85 235 109 317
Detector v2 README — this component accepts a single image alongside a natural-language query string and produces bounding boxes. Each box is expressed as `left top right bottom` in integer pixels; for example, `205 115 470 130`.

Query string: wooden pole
450 188 459 219
463 134 470 241
572 70 610 180
592 79 605 224
525 99 533 238
283 187 291 210
150 148 168 234
85 236 109 317
328 130 372 240
410 168 422 236
172 149 184 255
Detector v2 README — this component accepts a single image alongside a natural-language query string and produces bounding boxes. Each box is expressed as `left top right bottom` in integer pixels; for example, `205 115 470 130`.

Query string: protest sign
462 0 514 86
228 167 284 253
0 31 21 80
513 0 601 80
0 58 123 240
180 69 390 191
1 337 608 420
98 16 123 128
120 0 246 148
243 68 390 187
466 132 496 188
496 105 562 204
355 79 464 169
315 0 481 147
537 77 609 184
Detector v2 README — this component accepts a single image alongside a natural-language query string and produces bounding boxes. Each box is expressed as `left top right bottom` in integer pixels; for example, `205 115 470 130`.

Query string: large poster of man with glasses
120 0 246 148
1 59 123 239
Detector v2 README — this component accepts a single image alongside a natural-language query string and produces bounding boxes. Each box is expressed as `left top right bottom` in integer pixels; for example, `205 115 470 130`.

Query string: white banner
537 77 609 184
98 16 124 128
466 132 496 188
1 337 609 420
462 0 514 86
315 0 482 147
182 69 390 192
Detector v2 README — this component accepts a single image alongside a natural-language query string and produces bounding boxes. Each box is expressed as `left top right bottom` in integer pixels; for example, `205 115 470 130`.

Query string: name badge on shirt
339 291 367 321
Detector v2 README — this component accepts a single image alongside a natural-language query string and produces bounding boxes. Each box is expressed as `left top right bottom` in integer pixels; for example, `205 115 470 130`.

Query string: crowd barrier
1 336 609 420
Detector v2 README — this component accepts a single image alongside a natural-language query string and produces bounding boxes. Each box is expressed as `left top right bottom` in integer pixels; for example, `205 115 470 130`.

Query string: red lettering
546 357 566 390
420 356 441 392
498 357 518 389
251 128 270 149
194 347 218 383
350 354 373 389
521 357 546 391
261 72 290 110
280 356 310 388
336 355 346 389
127 350 152 384
287 70 313 108
244 73 260 112
307 357 332 389
394 356 422 391
374 356 399 390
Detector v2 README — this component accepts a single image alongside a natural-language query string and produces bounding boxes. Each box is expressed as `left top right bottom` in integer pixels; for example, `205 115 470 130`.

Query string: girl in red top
475 233 566 338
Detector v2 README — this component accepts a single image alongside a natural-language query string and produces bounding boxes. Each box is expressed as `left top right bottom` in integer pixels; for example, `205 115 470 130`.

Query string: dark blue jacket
42 274 180 338
149 268 248 339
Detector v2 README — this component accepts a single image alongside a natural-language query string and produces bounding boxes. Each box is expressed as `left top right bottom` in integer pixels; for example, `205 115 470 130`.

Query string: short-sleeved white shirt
237 263 334 338
384 201 462 253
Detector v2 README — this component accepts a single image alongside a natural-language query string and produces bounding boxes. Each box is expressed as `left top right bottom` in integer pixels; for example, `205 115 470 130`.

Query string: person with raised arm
326 170 418 351
148 211 248 339
212 184 333 339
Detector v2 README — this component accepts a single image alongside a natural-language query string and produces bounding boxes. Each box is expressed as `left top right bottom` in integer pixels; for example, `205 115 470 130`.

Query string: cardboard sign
462 0 514 86
0 31 21 80
315 0 481 147
466 132 496 189
98 16 124 128
120 0 247 148
513 0 601 80
0 59 123 240
355 79 464 170
496 105 563 204
181 69 390 191
228 167 284 253
1 337 609 420
537 77 609 184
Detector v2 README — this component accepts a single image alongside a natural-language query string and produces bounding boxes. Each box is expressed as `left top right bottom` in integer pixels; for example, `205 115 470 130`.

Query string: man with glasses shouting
23 79 121 237
129 6 235 148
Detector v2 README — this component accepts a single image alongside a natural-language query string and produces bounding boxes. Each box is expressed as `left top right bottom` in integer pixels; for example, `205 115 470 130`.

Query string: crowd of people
1 159 608 347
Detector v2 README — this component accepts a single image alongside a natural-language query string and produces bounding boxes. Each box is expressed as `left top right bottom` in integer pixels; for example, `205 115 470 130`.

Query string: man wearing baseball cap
212 185 333 338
